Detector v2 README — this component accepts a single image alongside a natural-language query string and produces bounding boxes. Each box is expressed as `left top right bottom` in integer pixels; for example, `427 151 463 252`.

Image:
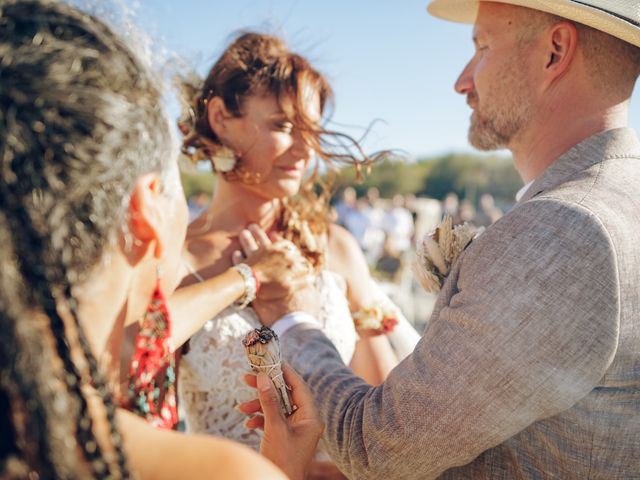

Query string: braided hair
0 0 174 477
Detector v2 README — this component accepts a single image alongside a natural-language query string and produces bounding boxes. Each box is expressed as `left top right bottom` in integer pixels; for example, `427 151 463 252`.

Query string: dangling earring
211 144 238 173
212 142 265 184
124 266 178 430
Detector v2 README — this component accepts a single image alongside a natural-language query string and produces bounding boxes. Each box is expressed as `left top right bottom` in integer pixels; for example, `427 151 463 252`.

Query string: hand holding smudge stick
243 326 294 416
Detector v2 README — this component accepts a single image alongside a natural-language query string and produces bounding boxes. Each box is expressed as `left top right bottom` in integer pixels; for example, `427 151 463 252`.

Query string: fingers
240 374 265 430
256 372 286 430
244 373 257 388
272 239 298 255
239 229 259 257
248 224 272 249
290 258 314 279
238 225 271 257
281 364 314 407
237 398 262 414
232 250 244 265
271 241 310 275
244 414 265 430
269 231 283 243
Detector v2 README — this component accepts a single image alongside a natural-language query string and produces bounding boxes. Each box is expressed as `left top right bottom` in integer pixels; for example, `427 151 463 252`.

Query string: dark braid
0 213 73 479
0 193 116 478
69 293 130 477
0 0 174 477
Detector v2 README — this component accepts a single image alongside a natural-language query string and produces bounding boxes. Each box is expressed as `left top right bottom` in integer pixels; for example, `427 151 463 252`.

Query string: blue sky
134 0 639 159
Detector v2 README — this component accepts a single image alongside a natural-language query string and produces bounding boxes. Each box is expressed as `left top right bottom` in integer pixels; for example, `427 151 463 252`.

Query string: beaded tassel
125 276 178 430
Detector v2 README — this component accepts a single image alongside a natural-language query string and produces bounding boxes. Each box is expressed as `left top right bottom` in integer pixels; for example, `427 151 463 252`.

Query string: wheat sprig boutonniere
413 216 482 293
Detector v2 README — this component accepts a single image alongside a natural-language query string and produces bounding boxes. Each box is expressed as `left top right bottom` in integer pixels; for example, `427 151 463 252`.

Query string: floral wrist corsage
352 304 399 335
413 216 482 293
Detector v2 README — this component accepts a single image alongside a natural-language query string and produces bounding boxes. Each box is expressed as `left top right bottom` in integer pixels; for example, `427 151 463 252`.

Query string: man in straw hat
242 1 640 478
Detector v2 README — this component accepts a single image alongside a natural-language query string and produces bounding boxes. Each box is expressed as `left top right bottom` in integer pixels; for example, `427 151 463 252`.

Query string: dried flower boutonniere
413 216 482 293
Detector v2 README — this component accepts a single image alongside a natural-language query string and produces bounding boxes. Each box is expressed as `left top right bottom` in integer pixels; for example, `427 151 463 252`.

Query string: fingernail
234 404 243 413
257 373 272 393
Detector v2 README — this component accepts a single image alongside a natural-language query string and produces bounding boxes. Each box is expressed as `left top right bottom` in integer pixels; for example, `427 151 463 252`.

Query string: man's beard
467 71 532 151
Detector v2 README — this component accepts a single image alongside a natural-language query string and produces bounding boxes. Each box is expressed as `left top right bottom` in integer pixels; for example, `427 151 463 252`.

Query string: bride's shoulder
326 223 369 285
327 223 359 256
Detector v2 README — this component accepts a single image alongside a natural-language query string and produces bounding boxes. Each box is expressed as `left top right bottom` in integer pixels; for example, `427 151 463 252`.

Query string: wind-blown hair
178 32 380 268
0 0 173 477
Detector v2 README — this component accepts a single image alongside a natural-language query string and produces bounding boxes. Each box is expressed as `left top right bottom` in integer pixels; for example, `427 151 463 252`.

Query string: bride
176 31 420 453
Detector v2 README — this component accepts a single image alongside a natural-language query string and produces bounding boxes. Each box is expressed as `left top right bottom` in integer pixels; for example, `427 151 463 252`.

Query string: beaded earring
211 144 264 184
124 267 178 429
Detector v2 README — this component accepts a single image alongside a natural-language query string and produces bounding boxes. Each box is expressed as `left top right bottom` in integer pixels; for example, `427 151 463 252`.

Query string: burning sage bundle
242 326 294 416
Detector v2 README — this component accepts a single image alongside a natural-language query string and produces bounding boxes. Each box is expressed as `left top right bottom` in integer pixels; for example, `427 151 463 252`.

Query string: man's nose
454 60 474 95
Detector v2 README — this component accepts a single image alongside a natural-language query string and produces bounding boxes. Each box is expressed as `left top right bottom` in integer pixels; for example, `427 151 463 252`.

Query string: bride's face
220 90 321 199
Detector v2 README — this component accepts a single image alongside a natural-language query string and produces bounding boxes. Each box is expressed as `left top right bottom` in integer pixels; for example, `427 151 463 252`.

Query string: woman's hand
234 224 311 301
234 225 320 326
238 364 324 480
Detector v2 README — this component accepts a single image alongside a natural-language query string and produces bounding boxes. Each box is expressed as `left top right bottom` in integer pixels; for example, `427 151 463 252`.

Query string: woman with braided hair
0 1 321 478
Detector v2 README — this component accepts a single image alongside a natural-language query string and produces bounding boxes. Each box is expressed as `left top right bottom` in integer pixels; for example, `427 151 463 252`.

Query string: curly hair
178 32 378 268
0 0 174 477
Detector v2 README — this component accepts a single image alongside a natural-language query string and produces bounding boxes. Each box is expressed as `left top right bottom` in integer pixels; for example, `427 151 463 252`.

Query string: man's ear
207 96 233 139
127 173 165 259
543 21 579 86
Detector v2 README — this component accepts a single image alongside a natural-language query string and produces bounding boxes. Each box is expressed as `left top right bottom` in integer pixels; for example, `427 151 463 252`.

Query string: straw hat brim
427 0 640 48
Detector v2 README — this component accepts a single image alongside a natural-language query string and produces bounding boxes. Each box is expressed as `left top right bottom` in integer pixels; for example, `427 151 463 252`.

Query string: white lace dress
178 270 357 449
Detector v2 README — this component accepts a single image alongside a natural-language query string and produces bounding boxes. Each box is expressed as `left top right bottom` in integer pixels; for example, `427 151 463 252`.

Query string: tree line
181 153 523 207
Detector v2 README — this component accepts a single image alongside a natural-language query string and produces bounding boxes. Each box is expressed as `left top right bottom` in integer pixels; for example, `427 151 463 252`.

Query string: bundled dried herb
242 326 294 416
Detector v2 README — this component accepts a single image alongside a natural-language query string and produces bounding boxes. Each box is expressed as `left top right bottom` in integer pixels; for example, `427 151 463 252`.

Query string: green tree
181 171 215 200
418 153 520 204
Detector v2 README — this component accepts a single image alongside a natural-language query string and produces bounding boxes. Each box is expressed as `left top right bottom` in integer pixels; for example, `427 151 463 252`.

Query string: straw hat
427 0 640 48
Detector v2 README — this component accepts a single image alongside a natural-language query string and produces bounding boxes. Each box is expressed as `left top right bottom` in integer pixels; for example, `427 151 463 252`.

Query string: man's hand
238 364 324 480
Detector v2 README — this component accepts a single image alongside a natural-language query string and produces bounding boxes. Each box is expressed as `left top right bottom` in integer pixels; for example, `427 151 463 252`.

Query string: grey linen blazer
280 128 640 479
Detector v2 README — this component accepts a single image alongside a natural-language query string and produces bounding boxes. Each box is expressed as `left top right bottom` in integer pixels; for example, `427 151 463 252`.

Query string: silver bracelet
233 263 257 309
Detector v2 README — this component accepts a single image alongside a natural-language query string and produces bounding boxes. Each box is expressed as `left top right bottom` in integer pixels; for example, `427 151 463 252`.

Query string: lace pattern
178 270 356 449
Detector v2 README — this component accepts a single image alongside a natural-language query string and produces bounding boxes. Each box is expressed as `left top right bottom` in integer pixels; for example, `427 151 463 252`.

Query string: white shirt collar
515 180 535 203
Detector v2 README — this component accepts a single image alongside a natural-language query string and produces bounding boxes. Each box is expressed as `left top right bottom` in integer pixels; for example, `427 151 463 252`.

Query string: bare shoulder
327 224 367 272
326 224 372 305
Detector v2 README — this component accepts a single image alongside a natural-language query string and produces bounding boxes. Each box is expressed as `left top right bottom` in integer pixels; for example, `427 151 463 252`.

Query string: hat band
570 0 640 27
